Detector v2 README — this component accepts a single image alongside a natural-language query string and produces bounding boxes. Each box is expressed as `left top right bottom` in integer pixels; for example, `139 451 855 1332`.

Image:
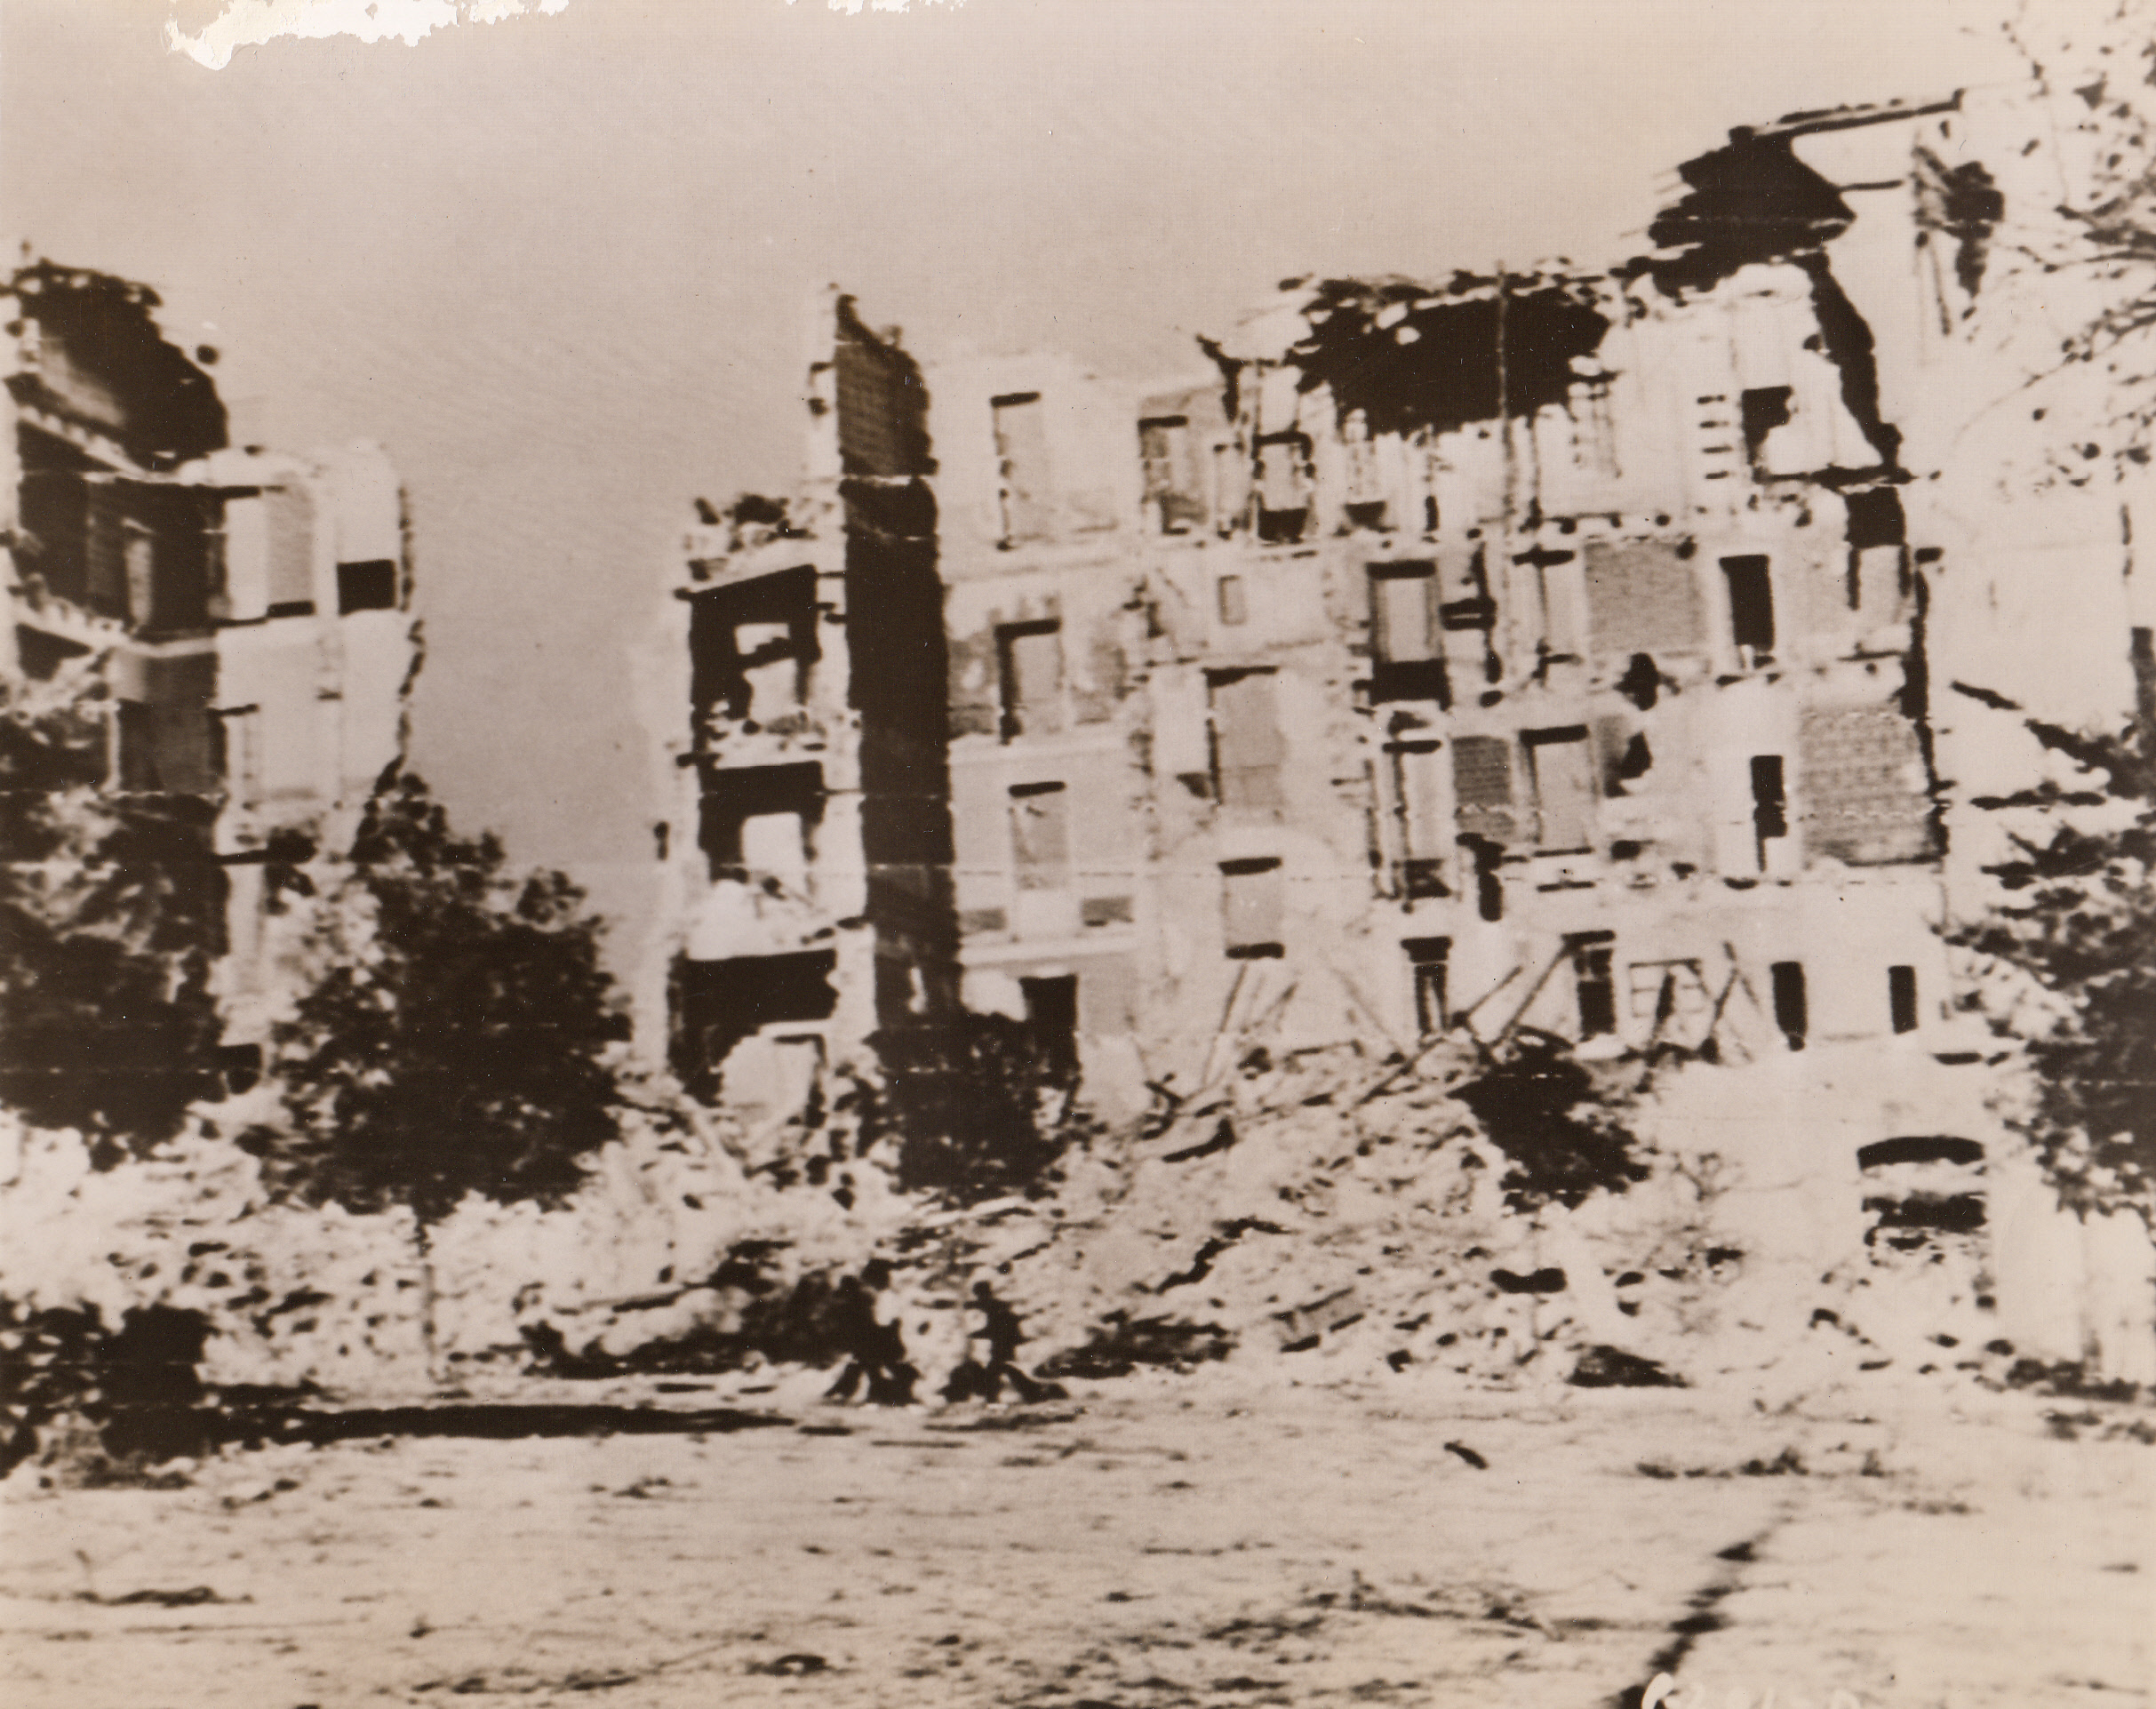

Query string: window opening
1009 781 1072 890
1139 415 1205 534
1217 574 1249 627
1210 668 1285 810
1799 706 1934 866
697 761 825 882
1569 931 1617 1038
1451 733 1516 847
1582 539 1705 658
687 567 820 725
1342 410 1387 530
1627 959 1709 1027
263 484 315 614
670 950 837 1106
1391 739 1449 898
1404 936 1450 1035
1211 443 1248 536
1255 435 1311 544
1220 856 1284 958
1738 387 1793 467
1020 974 1080 1079
1529 549 1583 659
1750 755 1787 866
1523 727 1594 852
739 811 810 890
123 523 156 628
1843 487 1905 550
337 559 398 613
1888 964 1920 1034
1770 961 1809 1050
992 392 1052 544
1721 555 1775 661
215 705 263 808
996 619 1064 740
1082 894 1133 928
114 655 219 795
1369 561 1448 704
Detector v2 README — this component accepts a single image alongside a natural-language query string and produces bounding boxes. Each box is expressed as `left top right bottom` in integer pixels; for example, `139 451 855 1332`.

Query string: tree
867 1010 1088 1205
247 771 630 1367
0 662 226 1163
1449 1031 1650 1216
1952 682 2156 1218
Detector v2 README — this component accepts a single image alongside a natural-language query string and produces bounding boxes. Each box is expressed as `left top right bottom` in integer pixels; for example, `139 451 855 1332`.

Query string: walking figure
824 1259 919 1405
943 1282 1060 1403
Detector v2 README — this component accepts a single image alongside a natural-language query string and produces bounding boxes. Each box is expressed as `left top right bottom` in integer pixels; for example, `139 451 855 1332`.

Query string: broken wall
4 271 419 1060
646 296 960 1111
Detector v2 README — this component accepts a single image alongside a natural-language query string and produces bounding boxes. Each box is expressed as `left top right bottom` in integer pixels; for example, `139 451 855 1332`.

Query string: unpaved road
2 1375 2148 1708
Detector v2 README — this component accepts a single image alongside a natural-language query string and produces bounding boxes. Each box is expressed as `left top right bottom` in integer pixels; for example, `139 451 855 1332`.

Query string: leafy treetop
251 772 629 1229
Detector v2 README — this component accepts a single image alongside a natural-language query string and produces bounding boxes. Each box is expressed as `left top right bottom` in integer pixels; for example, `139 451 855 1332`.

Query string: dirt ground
1 1372 2148 1709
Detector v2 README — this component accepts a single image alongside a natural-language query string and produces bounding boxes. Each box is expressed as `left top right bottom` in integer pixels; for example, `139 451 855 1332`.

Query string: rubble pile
0 1033 2078 1463
0 1082 914 1421
933 1041 2016 1401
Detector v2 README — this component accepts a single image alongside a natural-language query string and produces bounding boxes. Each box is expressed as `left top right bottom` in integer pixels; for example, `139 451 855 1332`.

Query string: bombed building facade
643 298 961 1122
649 102 2018 1124
2 262 417 1057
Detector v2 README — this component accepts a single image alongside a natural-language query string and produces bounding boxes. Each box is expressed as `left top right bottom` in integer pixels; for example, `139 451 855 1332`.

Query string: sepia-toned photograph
1 2 2151 1704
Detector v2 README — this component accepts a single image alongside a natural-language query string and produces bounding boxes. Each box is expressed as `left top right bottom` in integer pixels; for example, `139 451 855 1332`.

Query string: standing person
961 1281 1055 1404
824 1260 918 1405
860 1259 920 1405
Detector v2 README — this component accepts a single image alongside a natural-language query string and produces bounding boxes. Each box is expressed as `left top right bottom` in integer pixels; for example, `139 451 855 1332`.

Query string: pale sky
2 0 2028 962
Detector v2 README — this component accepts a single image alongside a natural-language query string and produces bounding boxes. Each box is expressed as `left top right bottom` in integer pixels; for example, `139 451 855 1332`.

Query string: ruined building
643 297 960 1119
3 262 417 1058
650 103 1984 1123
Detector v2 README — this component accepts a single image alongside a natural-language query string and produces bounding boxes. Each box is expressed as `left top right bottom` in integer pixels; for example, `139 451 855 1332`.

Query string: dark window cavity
1254 435 1311 544
1843 487 1906 550
1082 894 1134 928
696 761 825 882
1888 964 1919 1034
114 652 219 796
1770 961 1809 1050
1721 555 1775 658
1569 932 1617 1038
1750 755 1788 858
1021 974 1080 1078
670 949 837 1106
337 559 398 613
1404 936 1449 1035
688 565 821 725
1738 387 1793 467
